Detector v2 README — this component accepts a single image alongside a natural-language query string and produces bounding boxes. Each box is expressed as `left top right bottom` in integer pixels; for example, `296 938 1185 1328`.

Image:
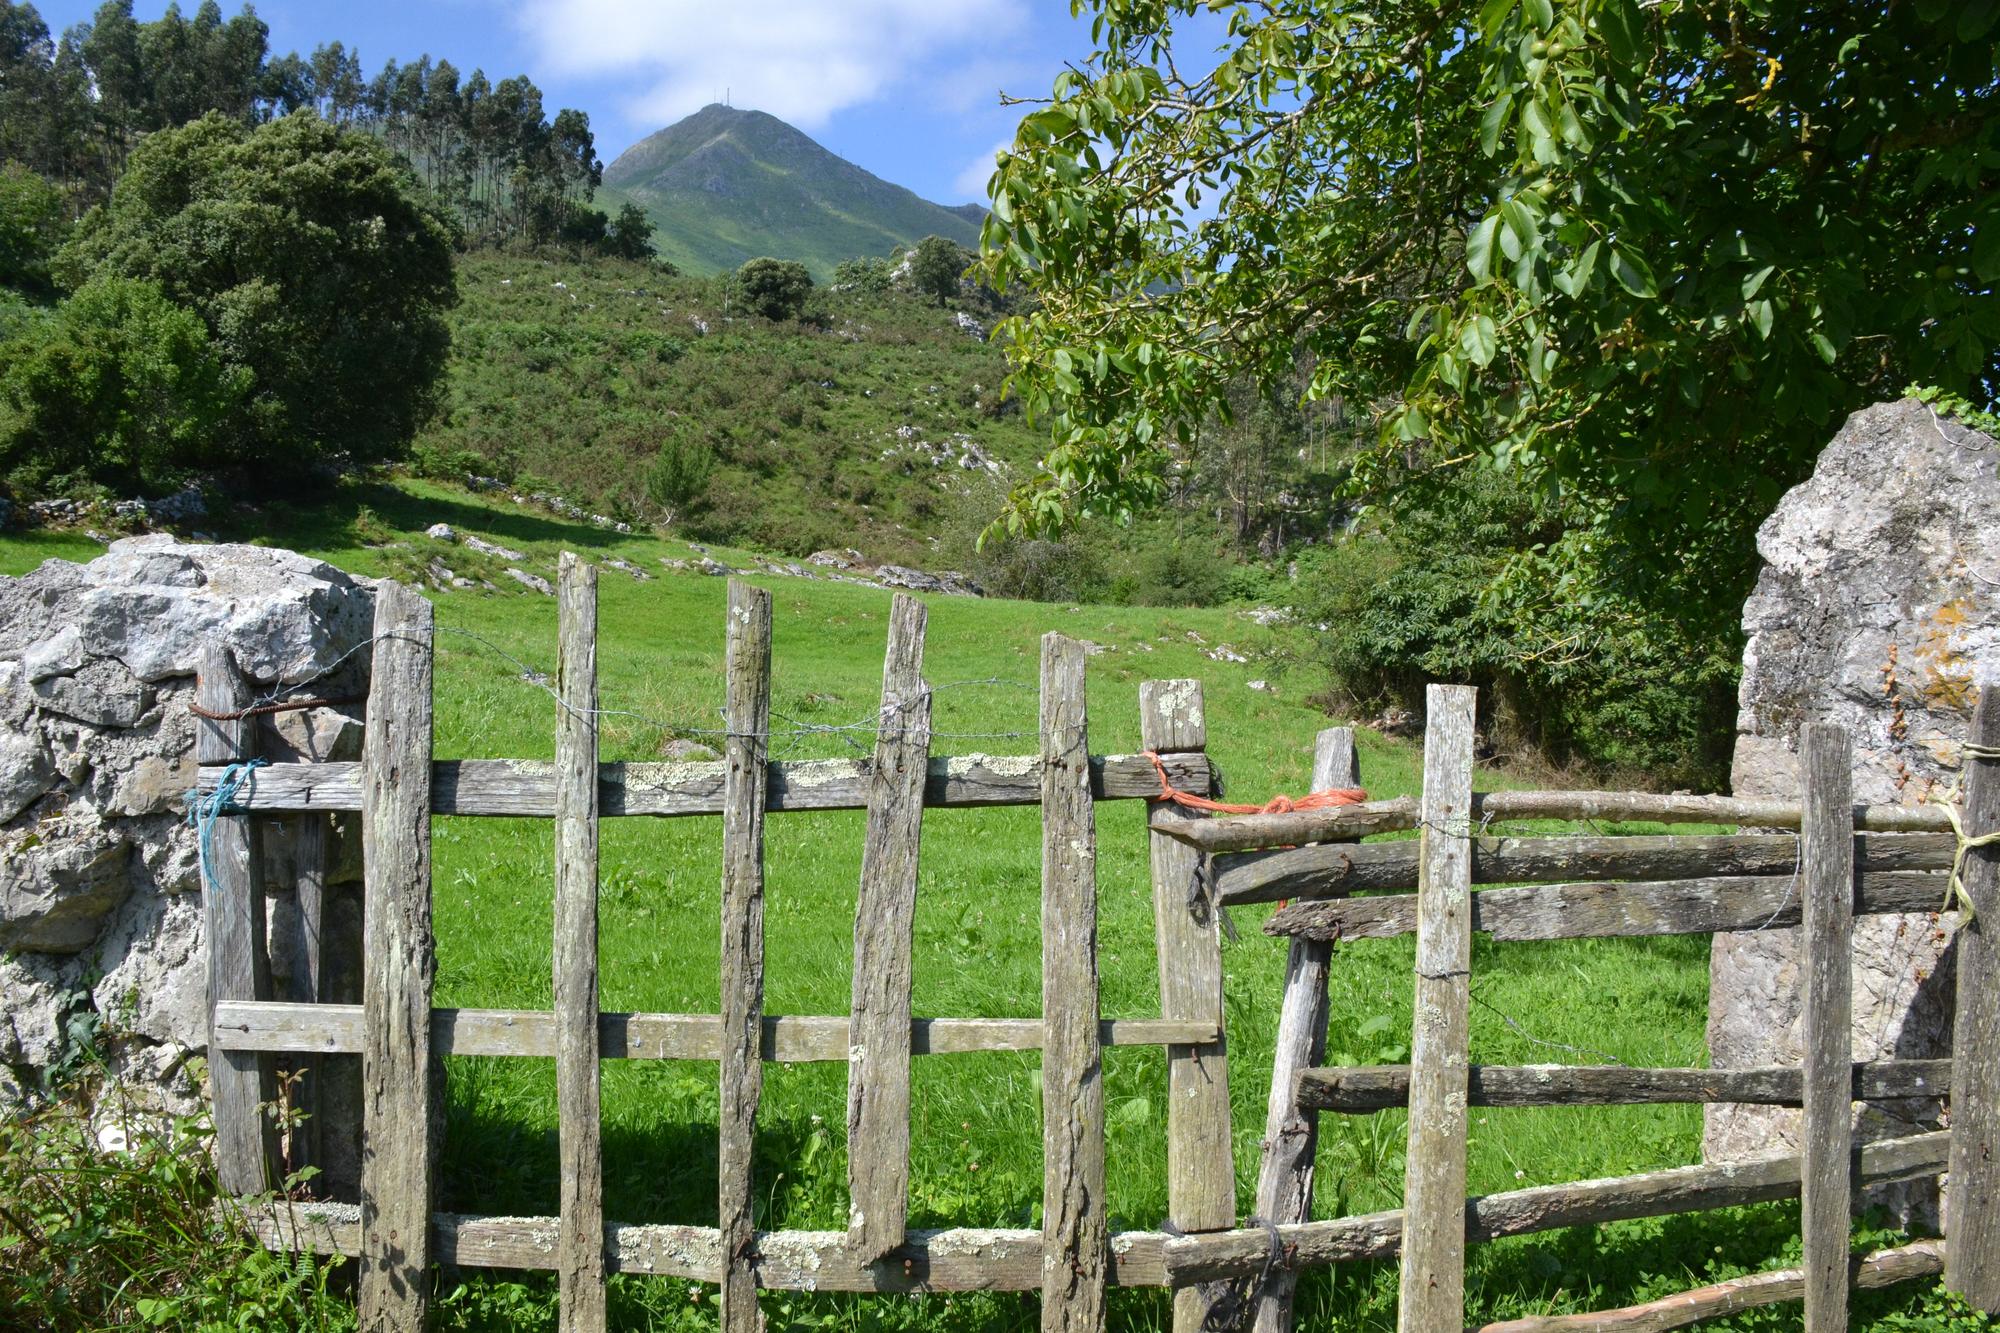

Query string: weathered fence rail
191 557 2000 1332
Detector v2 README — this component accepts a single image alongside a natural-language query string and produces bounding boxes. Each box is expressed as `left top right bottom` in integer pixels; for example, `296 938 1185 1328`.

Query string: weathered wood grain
1296 1060 1953 1111
720 580 772 1333
1215 832 1952 906
1266 871 1948 943
1252 727 1358 1333
1400 684 1477 1333
1041 634 1106 1333
1162 791 1950 854
195 751 1215 815
241 1132 1951 1291
358 581 438 1331
1799 724 1854 1333
194 644 280 1197
1139 678 1234 1333
847 594 930 1260
1477 1241 1945 1333
553 556 606 1332
1947 686 2000 1312
211 1002 1216 1058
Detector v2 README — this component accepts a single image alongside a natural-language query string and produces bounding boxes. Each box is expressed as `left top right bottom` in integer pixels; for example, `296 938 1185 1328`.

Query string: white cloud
953 137 1012 201
515 0 1023 130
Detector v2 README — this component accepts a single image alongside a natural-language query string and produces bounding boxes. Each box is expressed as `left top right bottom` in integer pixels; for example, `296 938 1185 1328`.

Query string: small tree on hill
605 203 655 261
733 256 812 320
909 235 968 306
644 429 715 525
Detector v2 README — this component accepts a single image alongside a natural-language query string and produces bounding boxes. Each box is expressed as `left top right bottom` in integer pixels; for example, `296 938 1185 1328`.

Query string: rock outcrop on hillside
1708 398 2000 1221
0 537 372 1114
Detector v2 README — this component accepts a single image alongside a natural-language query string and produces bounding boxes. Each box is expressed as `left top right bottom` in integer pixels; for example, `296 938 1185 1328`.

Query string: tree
981 0 1999 630
0 276 250 494
644 429 715 524
0 162 65 299
605 202 655 260
909 234 969 306
57 111 457 485
733 256 813 320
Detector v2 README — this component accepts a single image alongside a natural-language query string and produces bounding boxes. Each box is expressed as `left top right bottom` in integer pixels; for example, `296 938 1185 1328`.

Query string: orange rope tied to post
1142 751 1367 816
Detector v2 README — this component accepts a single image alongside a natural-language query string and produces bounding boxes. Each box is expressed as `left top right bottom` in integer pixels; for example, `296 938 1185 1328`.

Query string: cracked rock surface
1708 399 1998 1224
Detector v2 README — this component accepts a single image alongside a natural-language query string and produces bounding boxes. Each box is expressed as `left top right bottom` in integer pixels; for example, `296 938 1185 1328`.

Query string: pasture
0 488 1953 1330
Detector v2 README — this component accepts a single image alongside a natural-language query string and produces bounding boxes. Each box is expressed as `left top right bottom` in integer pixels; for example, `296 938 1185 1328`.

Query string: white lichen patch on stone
942 753 1039 779
622 761 725 789
781 759 866 789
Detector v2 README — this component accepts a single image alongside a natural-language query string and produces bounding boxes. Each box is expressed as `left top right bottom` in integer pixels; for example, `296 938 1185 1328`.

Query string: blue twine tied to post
184 759 266 895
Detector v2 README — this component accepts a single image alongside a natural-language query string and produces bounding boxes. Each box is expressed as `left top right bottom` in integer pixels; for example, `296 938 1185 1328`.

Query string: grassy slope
418 253 1040 571
0 493 1945 1330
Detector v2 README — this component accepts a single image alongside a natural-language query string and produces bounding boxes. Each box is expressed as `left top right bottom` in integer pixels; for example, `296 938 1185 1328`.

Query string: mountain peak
601 107 983 280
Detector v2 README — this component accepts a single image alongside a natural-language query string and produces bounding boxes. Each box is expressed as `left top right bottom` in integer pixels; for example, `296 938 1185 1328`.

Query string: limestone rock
1707 398 1998 1222
426 523 457 542
505 567 554 595
661 738 722 762
0 729 54 822
0 813 133 953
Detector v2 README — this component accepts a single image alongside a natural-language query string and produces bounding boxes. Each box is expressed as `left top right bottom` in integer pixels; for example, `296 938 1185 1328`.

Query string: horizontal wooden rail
1298 1060 1953 1111
211 1001 1215 1060
1266 871 1948 943
1214 833 1953 907
1475 1240 1945 1333
196 751 1210 817
237 1130 1948 1290
1161 790 1951 855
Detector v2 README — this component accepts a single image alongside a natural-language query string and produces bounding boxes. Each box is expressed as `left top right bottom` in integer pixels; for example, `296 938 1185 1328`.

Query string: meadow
0 487 1965 1331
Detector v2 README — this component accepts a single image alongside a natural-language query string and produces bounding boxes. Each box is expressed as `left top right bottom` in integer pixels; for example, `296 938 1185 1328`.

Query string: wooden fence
1201 685 2000 1333
189 558 2000 1332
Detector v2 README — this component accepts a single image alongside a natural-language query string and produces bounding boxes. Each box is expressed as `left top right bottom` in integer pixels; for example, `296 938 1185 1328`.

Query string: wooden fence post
1398 685 1476 1333
720 579 773 1333
1252 726 1358 1333
554 555 607 1331
195 643 280 1196
1042 634 1106 1332
1800 722 1854 1333
847 593 931 1261
1947 685 2000 1311
1139 679 1235 1333
358 580 438 1330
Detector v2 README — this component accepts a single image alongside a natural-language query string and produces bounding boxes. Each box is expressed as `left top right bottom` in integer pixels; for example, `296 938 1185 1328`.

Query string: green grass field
0 489 1966 1331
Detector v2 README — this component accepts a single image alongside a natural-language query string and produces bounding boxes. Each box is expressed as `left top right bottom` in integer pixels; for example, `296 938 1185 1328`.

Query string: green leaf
1524 0 1555 31
1554 239 1601 296
1741 265 1775 300
1746 297 1774 339
1480 92 1515 157
1521 98 1556 161
1478 0 1519 37
1608 247 1656 297
1810 331 1839 363
1592 0 1644 64
1467 215 1502 283
1461 314 1500 366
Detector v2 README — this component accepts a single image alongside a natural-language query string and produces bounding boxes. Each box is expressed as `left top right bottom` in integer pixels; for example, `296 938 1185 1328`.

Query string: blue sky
28 0 1178 205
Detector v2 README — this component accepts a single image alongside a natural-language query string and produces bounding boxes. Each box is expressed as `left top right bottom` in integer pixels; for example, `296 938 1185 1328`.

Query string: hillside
602 105 984 278
410 253 1045 573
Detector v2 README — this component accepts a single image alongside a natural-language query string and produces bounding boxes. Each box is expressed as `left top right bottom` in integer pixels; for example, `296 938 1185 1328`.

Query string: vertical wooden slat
1800 721 1855 1333
1947 685 2000 1312
1252 726 1359 1333
195 643 280 1196
554 555 607 1331
1042 634 1106 1333
720 579 773 1333
1397 685 1477 1333
846 593 931 1260
1139 679 1235 1333
358 581 438 1330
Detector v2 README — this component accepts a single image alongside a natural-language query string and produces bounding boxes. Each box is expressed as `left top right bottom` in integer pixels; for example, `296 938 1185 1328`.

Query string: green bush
732 256 813 321
1287 467 1738 788
643 429 716 523
0 277 252 495
56 111 458 488
0 161 66 301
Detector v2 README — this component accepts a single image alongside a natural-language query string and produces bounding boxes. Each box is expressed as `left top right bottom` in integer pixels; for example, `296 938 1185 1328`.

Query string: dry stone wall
1709 398 1999 1221
0 536 372 1118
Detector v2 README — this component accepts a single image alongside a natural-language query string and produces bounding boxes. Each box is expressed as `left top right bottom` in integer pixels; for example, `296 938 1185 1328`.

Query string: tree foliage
0 276 249 493
54 111 457 485
909 234 971 305
0 161 65 299
981 0 1999 627
733 256 814 321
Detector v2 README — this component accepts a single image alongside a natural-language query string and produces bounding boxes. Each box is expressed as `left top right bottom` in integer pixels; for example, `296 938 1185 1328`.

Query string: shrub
907 235 970 306
0 277 252 495
732 257 813 321
56 111 458 488
644 430 716 523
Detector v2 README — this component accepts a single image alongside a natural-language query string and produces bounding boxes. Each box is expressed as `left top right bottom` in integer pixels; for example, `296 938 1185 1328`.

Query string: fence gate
195 559 1277 1332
